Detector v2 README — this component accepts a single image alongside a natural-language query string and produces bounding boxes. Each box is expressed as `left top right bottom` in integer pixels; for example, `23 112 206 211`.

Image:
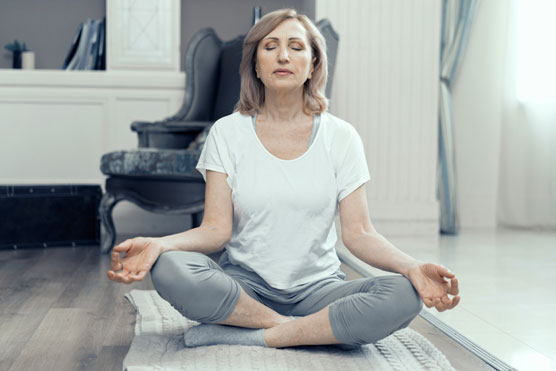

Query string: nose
278 46 290 63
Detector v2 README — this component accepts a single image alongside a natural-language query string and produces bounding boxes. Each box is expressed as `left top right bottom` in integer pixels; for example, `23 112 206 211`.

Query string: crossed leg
265 275 424 348
215 284 340 347
150 251 422 348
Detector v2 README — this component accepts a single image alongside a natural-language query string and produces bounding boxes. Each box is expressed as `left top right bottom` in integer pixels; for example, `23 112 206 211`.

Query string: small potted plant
4 40 29 69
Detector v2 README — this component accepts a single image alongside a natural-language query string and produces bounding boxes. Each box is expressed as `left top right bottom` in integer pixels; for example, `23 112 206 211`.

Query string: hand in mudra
107 237 163 284
407 263 460 312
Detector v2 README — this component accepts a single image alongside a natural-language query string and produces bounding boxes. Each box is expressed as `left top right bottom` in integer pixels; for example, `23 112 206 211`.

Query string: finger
134 270 148 280
440 295 452 306
117 271 133 284
434 298 448 312
110 251 123 271
439 265 455 278
423 297 434 308
448 277 459 295
108 270 126 284
448 295 461 309
128 271 146 282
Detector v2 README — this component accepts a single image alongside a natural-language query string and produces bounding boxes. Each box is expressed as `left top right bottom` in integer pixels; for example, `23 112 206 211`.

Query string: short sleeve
336 126 371 202
195 124 234 188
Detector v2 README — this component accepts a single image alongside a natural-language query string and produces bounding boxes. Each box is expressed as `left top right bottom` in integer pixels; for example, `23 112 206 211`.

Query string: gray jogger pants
150 250 423 346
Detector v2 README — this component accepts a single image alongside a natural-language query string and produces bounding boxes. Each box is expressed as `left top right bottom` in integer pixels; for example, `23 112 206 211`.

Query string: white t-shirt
196 111 371 289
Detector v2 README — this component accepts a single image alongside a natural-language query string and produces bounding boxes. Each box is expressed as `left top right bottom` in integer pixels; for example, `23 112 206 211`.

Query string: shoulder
321 112 360 141
211 111 251 134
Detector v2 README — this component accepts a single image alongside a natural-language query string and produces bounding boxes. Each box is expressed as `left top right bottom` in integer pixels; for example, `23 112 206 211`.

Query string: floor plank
0 247 84 371
9 308 103 371
97 345 132 371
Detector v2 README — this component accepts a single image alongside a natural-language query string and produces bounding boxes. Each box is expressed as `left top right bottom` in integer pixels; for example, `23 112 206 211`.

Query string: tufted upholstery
100 149 202 180
100 126 210 180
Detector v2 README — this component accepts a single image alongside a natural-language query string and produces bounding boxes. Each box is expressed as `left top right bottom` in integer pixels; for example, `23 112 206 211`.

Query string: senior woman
107 8 460 349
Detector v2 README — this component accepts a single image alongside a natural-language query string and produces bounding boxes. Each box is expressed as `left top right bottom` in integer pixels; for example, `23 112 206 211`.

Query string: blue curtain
438 0 479 234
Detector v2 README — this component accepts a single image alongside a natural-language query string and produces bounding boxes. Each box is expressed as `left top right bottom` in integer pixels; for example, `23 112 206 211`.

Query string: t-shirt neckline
249 111 322 163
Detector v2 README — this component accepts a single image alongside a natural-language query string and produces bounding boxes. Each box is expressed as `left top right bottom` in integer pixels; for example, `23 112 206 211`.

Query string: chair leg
99 191 120 254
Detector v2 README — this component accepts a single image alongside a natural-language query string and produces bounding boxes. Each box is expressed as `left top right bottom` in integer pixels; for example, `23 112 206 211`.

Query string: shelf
0 69 185 90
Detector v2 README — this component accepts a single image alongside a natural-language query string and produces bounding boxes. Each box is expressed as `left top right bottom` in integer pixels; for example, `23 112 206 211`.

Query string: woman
107 8 460 349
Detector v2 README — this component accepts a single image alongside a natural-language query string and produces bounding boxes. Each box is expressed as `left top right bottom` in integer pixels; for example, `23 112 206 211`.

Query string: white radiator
317 0 441 236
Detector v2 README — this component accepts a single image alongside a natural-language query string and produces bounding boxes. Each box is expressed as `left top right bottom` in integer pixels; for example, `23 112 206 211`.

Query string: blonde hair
236 8 328 116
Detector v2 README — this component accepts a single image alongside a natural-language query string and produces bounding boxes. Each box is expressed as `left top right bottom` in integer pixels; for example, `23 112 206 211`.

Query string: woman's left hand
406 263 461 312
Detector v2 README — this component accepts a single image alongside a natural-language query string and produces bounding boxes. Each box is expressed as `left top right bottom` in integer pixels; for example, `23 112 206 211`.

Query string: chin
267 81 303 91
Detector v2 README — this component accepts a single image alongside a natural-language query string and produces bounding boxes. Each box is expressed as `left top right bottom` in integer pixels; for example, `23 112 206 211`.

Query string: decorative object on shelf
253 6 262 24
21 51 35 69
62 17 105 70
4 40 29 69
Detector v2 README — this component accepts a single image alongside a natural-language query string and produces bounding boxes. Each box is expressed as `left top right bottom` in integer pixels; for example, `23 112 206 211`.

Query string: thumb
114 239 132 253
439 265 455 278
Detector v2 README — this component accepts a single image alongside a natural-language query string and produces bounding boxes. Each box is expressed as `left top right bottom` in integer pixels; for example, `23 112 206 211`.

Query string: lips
274 69 293 74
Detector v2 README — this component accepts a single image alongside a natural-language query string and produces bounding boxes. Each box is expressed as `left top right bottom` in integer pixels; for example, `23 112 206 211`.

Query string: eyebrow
263 37 304 42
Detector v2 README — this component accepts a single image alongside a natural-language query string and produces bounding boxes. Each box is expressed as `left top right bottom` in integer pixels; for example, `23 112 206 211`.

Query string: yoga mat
122 289 456 371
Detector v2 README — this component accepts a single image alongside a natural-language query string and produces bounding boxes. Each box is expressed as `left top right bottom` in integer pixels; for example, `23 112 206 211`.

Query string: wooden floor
0 244 494 371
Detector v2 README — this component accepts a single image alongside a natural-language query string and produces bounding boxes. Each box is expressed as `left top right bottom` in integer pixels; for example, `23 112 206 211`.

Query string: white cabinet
0 69 185 186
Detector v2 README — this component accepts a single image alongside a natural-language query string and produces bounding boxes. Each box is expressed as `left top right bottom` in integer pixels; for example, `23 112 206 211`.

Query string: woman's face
256 19 315 93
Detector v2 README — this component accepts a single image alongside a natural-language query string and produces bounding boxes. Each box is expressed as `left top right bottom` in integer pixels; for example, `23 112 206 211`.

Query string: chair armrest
131 120 214 149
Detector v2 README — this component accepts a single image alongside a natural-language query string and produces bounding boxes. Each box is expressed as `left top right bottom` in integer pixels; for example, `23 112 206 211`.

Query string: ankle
267 314 292 328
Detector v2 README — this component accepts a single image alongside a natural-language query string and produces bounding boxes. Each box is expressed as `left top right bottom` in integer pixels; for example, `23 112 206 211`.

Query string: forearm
156 225 229 255
345 231 422 277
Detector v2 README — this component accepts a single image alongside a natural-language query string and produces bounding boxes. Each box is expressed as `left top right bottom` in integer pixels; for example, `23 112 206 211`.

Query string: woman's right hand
107 237 165 284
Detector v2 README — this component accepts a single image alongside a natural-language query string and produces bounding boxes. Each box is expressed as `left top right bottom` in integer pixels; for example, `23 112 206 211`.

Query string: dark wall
0 0 315 70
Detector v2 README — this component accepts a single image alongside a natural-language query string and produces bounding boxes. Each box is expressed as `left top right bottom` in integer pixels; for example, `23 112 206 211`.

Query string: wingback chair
99 20 339 254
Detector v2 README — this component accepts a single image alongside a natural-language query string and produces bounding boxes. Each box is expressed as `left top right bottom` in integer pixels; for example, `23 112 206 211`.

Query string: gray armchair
99 20 339 254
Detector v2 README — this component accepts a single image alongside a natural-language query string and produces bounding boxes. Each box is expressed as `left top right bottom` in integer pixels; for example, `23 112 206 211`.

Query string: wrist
152 237 171 254
402 260 423 278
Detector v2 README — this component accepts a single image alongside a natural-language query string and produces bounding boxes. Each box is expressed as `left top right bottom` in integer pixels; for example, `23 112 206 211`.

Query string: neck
260 87 309 123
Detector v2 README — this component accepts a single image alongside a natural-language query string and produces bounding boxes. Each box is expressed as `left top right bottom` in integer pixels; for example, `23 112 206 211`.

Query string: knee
329 275 423 345
150 251 206 299
384 275 423 322
357 275 422 325
149 250 240 323
151 251 179 288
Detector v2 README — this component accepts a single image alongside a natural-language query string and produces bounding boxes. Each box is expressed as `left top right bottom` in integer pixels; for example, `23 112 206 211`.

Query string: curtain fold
438 0 479 234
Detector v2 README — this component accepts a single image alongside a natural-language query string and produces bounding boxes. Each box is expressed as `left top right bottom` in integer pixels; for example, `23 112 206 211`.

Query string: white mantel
0 69 184 89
